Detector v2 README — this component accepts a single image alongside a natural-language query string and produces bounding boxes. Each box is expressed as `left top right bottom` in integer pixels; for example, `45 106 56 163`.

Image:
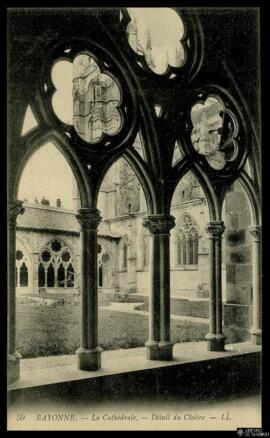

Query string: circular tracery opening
126 8 186 75
190 96 238 170
51 53 122 144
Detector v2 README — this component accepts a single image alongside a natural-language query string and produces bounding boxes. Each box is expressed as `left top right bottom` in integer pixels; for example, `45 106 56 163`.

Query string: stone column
75 208 103 370
8 200 25 384
248 225 262 345
143 214 175 360
205 221 226 351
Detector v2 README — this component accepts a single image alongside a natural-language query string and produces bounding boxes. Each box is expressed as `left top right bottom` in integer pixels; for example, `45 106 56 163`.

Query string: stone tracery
38 239 76 288
176 214 198 266
7 7 261 384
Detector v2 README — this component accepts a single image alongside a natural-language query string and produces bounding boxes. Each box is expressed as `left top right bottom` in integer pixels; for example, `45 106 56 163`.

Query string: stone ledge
7 342 261 405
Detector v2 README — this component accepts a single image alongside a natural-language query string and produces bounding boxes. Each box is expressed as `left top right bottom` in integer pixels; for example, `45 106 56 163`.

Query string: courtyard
16 292 249 359
16 293 210 358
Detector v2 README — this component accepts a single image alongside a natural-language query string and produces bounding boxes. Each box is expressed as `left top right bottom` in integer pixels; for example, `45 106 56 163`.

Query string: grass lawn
16 301 209 358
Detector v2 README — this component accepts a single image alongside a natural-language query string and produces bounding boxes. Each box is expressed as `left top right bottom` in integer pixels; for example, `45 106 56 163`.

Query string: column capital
206 221 225 238
8 200 25 225
76 208 102 231
143 214 175 235
248 225 261 241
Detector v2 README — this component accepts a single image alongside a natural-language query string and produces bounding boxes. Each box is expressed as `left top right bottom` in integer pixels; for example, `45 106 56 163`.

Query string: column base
145 340 174 361
205 333 226 351
7 352 22 385
76 347 103 371
158 341 174 361
145 341 160 360
250 328 262 345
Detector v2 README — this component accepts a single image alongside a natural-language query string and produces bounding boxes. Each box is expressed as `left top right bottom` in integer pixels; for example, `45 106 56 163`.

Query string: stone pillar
248 225 262 345
143 214 175 360
205 221 226 351
75 208 103 370
8 200 25 384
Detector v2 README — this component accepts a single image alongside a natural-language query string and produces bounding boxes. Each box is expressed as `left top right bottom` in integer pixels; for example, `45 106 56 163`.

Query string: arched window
47 263 55 287
38 239 76 289
20 262 28 287
187 235 193 265
190 228 199 265
182 235 187 265
176 214 199 267
67 264 75 287
16 249 29 287
177 232 186 265
57 263 65 287
38 264 45 287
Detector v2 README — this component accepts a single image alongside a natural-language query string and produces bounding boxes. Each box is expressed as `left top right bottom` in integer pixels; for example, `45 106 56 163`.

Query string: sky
18 137 75 210
51 60 73 124
127 8 184 74
127 8 184 48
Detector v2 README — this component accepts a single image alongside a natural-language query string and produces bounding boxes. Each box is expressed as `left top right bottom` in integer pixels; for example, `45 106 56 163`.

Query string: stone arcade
7 7 261 397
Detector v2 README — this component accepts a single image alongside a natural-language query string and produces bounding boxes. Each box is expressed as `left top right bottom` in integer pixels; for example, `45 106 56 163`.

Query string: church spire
145 27 155 68
146 27 152 51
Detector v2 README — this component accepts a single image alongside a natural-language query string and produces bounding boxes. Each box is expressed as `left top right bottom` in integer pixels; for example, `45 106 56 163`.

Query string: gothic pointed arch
14 134 90 209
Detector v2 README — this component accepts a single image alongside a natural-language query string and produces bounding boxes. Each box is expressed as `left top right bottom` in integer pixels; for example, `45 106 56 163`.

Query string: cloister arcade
7 7 261 385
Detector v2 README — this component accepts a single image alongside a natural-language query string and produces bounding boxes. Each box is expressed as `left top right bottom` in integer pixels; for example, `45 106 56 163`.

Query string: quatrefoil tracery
51 53 122 145
191 97 239 171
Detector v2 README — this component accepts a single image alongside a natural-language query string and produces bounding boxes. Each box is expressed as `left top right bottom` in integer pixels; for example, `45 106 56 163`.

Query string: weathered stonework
143 214 175 235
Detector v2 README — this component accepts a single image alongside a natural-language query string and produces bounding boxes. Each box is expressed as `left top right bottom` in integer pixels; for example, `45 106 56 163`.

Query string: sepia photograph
6 5 263 432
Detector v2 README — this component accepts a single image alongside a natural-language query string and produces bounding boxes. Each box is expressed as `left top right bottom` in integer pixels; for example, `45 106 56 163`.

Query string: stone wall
223 180 253 333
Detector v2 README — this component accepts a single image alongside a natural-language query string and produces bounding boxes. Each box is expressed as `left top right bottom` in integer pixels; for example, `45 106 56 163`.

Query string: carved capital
206 221 225 238
248 225 261 241
76 208 102 231
143 214 175 235
8 200 25 225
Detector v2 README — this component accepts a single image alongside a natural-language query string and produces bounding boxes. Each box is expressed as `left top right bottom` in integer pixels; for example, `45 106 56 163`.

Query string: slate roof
16 204 122 239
